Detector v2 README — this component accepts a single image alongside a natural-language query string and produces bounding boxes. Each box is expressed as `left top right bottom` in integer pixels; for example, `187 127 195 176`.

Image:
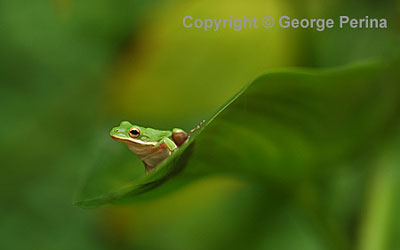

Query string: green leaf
75 60 400 208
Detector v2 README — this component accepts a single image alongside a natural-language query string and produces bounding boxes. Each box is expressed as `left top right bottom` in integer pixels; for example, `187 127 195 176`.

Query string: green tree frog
110 121 203 173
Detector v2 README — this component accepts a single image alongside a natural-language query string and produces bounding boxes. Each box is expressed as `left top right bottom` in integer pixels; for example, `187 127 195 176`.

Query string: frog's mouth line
110 134 157 146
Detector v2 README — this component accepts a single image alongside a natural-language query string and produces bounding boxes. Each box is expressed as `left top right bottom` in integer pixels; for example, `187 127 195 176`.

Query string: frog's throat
110 135 157 146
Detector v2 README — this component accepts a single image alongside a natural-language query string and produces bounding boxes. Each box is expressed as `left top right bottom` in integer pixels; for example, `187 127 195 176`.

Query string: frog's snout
111 128 118 134
110 127 127 139
110 127 119 136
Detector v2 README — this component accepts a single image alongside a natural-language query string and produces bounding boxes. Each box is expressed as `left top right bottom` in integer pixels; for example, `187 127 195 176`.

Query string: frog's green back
139 126 172 142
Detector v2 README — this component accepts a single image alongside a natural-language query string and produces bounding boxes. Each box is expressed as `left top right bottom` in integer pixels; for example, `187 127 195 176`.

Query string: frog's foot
189 120 205 136
144 163 154 175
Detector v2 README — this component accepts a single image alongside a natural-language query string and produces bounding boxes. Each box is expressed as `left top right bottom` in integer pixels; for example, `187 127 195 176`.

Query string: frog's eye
129 127 141 138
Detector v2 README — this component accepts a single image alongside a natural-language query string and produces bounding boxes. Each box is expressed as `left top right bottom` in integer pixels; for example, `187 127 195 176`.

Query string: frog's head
110 121 157 146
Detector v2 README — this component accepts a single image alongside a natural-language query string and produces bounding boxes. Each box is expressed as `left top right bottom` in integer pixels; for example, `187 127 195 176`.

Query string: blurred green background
1 0 399 249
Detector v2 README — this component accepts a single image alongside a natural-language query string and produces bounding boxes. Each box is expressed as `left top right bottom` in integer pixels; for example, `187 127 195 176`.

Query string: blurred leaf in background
0 0 153 249
305 0 400 66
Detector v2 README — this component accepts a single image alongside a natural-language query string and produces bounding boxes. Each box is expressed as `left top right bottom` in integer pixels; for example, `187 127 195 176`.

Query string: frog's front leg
156 137 178 152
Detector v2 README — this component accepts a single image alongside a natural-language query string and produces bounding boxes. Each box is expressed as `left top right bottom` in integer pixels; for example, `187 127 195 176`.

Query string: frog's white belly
124 142 171 168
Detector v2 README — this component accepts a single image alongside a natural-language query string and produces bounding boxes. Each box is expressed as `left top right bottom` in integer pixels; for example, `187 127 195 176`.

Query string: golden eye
129 127 141 138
